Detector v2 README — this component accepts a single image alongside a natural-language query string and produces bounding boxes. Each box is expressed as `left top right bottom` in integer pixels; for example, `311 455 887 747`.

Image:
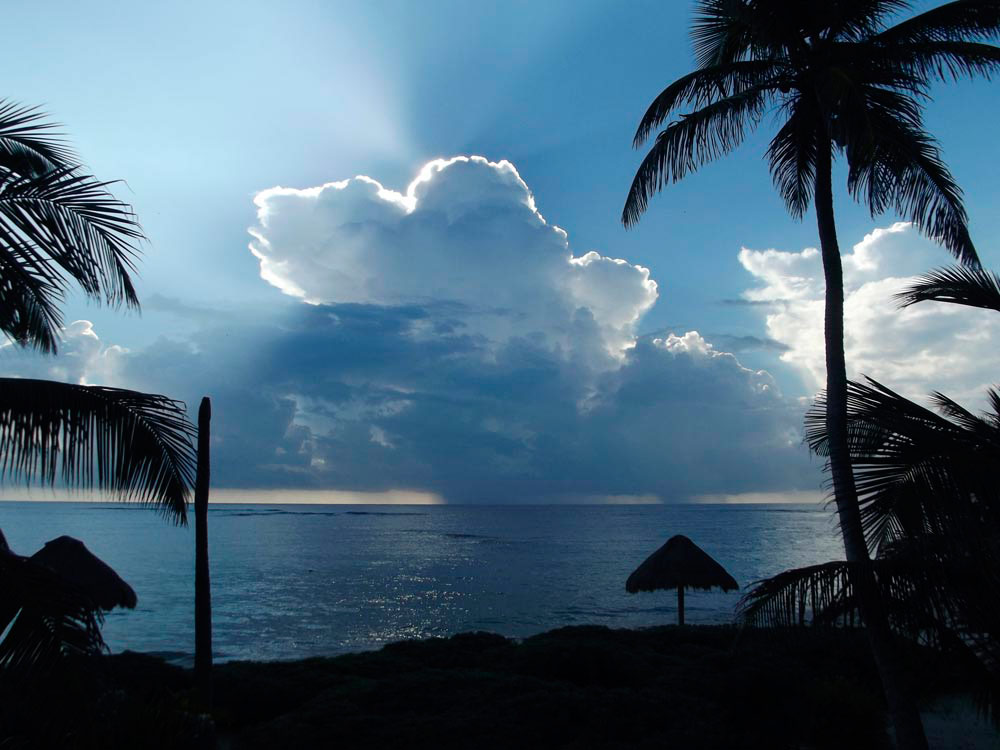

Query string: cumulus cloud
119 313 809 502
0 320 125 385
0 156 820 502
702 334 790 354
249 156 657 363
740 222 1000 407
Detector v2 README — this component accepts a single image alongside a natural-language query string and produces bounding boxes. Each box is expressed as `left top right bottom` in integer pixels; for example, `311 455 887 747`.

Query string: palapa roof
625 534 738 593
30 536 137 611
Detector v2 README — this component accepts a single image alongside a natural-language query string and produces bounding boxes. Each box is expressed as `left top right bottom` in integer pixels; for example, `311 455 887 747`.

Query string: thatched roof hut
30 536 137 611
626 535 738 625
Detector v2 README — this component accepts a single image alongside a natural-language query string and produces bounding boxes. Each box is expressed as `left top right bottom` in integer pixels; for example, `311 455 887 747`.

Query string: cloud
248 156 657 364
0 320 125 385
144 294 244 323
704 334 790 353
739 222 1000 407
0 156 820 502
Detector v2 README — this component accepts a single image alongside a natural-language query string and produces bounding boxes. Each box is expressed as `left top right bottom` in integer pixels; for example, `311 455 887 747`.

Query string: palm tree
741 266 1000 733
0 100 197 666
622 3 1000 746
740 375 1000 713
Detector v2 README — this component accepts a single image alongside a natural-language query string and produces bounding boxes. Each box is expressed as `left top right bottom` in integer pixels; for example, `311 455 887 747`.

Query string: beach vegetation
622 3 1000 745
0 100 196 668
741 266 1000 721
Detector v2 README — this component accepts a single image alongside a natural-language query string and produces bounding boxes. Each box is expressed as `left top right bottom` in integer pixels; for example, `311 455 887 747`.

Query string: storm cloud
4 157 817 502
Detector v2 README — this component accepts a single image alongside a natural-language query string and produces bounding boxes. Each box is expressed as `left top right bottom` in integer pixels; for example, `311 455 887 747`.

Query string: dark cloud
9 156 822 502
705 334 791 353
112 304 814 502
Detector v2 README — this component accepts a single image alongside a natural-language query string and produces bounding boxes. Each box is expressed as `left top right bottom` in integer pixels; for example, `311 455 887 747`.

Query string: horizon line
0 488 824 505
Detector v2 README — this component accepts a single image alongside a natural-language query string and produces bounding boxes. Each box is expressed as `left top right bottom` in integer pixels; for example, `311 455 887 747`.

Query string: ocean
0 501 842 663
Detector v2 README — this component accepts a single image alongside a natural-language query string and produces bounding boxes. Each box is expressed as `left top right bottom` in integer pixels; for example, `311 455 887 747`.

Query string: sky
3 0 999 503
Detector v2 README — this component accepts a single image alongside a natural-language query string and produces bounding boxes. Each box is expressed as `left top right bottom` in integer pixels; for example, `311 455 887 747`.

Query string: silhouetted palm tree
741 376 1000 712
742 266 1000 726
0 101 196 666
623 4 1000 746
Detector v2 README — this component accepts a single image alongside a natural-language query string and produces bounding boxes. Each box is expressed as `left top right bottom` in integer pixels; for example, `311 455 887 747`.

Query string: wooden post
194 397 212 706
677 585 685 626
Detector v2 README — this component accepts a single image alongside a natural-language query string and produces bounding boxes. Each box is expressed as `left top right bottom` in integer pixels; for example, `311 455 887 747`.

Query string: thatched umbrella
29 536 137 611
625 535 738 625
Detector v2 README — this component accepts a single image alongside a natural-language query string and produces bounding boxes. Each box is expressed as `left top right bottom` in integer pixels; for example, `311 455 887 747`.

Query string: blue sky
4 1 1000 502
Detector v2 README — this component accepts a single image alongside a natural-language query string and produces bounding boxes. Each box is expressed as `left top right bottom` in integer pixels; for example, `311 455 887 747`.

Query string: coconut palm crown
623 0 998 264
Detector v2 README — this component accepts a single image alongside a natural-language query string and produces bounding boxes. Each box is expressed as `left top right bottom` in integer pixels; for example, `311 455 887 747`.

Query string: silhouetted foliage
0 100 143 354
742 378 1000 689
895 264 1000 312
0 534 138 672
624 5 1000 744
0 101 196 669
0 379 195 520
623 2 996 265
0 551 104 672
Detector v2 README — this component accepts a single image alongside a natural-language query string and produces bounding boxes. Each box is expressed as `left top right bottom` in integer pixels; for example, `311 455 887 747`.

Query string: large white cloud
237 157 813 499
740 222 1000 407
0 156 820 502
249 156 657 363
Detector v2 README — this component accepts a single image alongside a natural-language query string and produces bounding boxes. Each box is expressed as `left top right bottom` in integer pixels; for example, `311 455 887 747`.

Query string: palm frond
930 390 1000 444
623 86 771 226
0 101 73 179
0 166 141 311
739 560 859 627
807 378 934 455
845 97 977 265
887 39 1000 83
633 60 787 146
880 535 1000 672
767 96 819 217
0 241 65 352
875 0 1000 45
0 552 105 672
987 389 1000 431
830 0 912 41
895 265 1000 312
739 551 992 656
0 379 196 522
806 378 1000 554
692 0 762 67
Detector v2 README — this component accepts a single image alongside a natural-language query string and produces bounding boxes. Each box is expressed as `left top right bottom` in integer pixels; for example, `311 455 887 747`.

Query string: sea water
0 501 841 663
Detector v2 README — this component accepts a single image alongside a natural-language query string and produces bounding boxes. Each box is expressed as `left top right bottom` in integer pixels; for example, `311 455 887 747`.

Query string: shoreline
4 624 995 749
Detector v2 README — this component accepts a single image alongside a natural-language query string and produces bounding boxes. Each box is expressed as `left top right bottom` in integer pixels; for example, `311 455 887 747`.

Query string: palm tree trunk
814 140 928 750
194 396 213 706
